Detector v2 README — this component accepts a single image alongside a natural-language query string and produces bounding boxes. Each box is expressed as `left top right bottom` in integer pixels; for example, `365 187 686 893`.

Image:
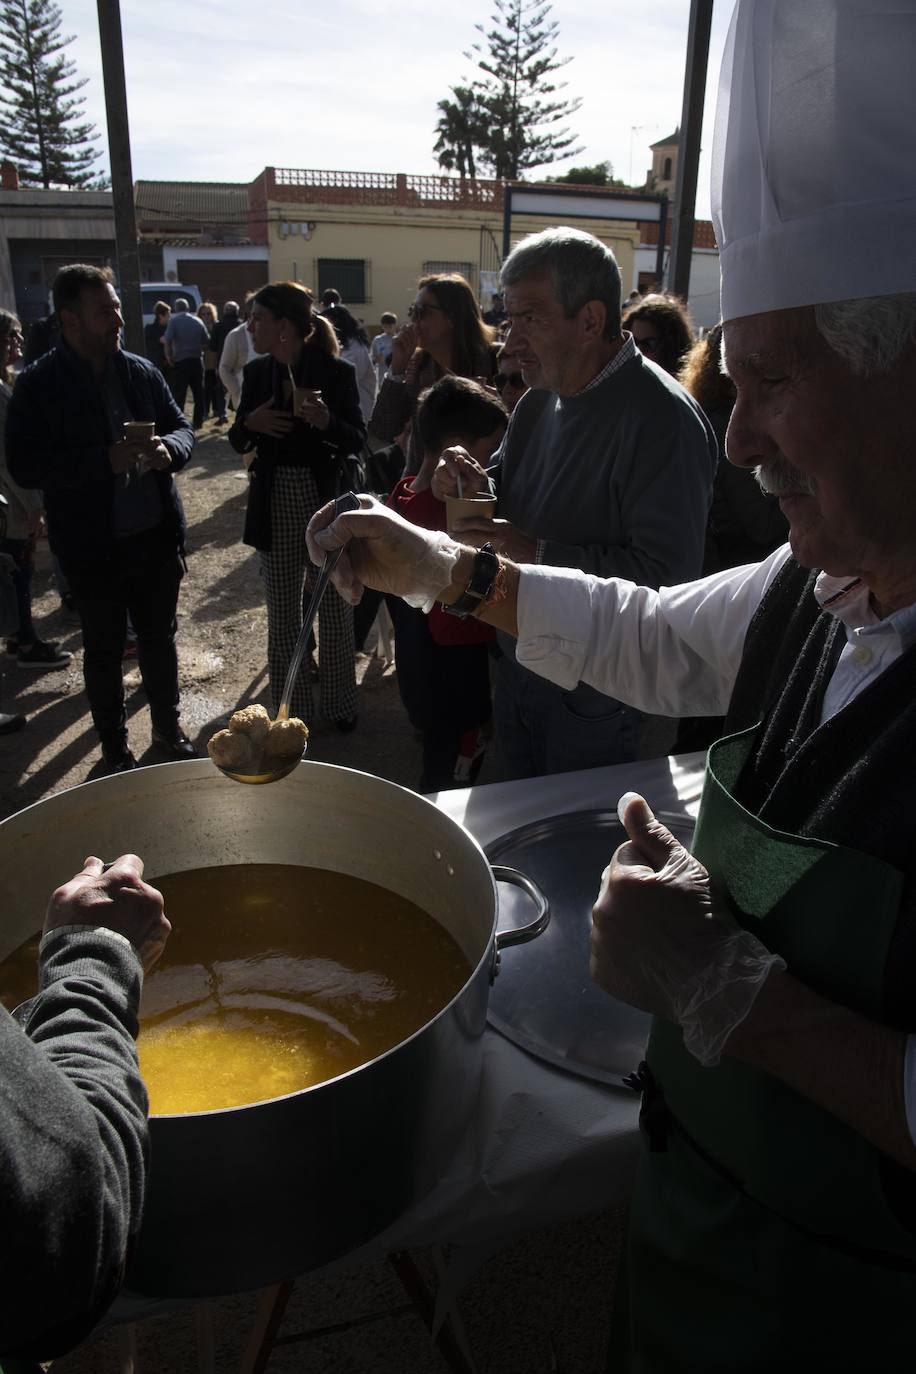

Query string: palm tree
433 86 481 180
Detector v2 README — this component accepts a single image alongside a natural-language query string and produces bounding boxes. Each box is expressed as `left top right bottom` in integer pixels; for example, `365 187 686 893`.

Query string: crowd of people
6 257 780 788
3 0 916 1362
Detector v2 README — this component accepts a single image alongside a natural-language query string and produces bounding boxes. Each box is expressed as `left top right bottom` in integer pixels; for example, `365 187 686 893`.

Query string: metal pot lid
485 809 696 1087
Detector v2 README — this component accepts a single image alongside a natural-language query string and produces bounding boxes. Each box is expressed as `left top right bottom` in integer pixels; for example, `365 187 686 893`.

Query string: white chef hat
711 0 916 322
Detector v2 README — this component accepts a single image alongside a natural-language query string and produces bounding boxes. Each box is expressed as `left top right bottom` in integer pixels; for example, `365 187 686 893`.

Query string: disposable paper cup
445 494 497 535
123 420 154 442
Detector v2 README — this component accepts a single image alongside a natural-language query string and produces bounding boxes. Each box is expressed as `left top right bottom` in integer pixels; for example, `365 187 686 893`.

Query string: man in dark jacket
22 310 59 366
143 300 172 390
209 298 240 361
6 264 197 774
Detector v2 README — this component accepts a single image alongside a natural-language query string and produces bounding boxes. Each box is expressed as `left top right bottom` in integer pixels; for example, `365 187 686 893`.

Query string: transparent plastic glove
590 792 786 1067
306 494 461 609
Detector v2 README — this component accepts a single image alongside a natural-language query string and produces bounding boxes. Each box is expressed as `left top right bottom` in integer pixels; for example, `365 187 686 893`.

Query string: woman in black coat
229 281 366 730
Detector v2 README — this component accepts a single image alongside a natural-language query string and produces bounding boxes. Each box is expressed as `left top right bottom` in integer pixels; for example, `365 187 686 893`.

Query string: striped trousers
260 466 357 723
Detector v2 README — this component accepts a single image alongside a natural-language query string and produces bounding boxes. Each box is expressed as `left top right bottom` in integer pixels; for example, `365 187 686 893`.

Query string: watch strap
441 542 499 619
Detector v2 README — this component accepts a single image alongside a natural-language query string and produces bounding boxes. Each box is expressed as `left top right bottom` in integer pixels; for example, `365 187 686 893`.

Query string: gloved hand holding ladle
208 491 361 784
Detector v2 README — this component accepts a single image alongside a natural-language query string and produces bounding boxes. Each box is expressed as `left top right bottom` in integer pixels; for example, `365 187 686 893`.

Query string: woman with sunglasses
495 342 528 414
622 292 694 377
369 274 495 473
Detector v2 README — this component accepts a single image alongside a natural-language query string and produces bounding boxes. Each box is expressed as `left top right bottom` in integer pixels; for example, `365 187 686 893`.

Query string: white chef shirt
515 545 916 1142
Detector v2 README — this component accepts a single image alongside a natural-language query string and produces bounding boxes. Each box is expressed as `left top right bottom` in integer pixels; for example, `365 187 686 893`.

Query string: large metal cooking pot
0 760 547 1298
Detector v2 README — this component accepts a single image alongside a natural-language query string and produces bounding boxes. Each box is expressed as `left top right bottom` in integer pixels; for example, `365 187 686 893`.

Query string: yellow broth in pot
0 864 470 1115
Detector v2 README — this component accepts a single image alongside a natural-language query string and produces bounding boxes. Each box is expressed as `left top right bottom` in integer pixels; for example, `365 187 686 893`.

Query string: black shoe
0 711 26 735
152 726 199 760
17 639 72 670
333 714 358 734
101 745 138 775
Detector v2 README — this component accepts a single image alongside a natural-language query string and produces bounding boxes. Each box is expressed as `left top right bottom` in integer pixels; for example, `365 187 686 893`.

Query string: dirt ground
0 419 512 824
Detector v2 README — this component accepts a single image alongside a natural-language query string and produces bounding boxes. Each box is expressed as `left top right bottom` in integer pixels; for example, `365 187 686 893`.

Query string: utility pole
667 0 714 301
96 0 143 354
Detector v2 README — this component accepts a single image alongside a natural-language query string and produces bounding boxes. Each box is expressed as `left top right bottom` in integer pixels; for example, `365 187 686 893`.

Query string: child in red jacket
386 377 507 791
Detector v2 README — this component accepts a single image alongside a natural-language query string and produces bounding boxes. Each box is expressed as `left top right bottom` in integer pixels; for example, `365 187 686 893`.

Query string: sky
61 0 733 219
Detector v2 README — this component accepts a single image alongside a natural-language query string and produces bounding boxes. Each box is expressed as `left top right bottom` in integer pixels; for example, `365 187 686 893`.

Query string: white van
141 283 203 327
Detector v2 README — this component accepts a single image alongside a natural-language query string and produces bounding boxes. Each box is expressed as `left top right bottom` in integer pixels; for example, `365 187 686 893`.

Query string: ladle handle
277 491 361 721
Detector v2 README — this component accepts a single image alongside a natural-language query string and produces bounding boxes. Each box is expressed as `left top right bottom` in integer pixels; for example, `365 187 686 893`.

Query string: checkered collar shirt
572 331 637 397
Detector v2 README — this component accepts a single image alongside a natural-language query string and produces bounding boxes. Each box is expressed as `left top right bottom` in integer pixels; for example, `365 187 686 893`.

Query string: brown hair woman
228 282 366 730
370 273 495 474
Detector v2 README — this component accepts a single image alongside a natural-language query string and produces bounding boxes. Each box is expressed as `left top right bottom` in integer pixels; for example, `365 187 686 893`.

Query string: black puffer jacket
228 347 365 552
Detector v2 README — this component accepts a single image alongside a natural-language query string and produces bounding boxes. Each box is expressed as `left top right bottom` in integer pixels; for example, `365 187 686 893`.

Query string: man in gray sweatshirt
0 854 169 1365
440 226 717 778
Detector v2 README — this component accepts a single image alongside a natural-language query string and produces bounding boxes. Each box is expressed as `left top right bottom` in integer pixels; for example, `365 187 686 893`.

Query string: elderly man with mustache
307 2 916 1364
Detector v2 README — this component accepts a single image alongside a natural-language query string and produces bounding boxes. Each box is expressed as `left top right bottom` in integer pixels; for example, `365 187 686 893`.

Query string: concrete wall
0 189 115 320
266 201 640 329
0 181 651 334
681 248 722 331
9 237 117 327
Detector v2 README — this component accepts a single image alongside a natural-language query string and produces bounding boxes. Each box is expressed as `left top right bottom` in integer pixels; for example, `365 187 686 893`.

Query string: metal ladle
213 491 361 785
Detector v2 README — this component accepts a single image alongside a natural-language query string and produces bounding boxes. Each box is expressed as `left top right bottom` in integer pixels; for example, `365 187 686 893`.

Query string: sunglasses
495 371 525 391
408 303 448 322
634 335 663 355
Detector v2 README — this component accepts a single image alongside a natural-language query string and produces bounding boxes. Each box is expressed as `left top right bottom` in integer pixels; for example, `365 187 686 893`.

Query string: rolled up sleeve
516 545 792 717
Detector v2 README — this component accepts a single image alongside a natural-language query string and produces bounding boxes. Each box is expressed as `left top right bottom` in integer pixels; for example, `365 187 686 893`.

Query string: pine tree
0 0 102 188
433 0 582 182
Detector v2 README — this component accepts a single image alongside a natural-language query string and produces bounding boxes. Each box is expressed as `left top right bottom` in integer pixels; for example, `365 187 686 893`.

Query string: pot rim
3 759 501 1122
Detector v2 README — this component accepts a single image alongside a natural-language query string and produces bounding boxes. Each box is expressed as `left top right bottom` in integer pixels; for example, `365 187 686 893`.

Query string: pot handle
492 864 550 950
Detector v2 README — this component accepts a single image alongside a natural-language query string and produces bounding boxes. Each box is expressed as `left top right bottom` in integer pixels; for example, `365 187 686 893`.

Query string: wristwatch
441 542 499 619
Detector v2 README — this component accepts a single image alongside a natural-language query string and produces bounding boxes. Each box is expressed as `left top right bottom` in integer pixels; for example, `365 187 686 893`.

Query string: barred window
317 259 368 305
422 261 475 285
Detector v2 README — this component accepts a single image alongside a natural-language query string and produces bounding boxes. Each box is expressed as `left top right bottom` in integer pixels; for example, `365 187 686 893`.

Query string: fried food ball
228 703 271 746
207 729 258 772
262 717 309 762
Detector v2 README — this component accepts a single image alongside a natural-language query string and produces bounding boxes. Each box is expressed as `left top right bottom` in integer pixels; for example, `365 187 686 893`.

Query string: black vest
723 555 916 1030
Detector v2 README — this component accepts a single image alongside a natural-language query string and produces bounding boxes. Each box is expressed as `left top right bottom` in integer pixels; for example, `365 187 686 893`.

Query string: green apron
623 726 916 1371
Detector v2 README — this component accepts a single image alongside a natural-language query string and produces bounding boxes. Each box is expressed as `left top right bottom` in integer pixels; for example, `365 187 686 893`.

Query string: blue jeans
494 653 643 779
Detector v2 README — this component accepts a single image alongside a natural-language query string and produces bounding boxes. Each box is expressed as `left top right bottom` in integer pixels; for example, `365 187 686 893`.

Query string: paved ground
3 422 625 1372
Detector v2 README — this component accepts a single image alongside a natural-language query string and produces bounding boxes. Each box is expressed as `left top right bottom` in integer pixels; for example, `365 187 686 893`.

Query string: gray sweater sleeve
0 929 148 1362
540 389 717 587
503 363 717 590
